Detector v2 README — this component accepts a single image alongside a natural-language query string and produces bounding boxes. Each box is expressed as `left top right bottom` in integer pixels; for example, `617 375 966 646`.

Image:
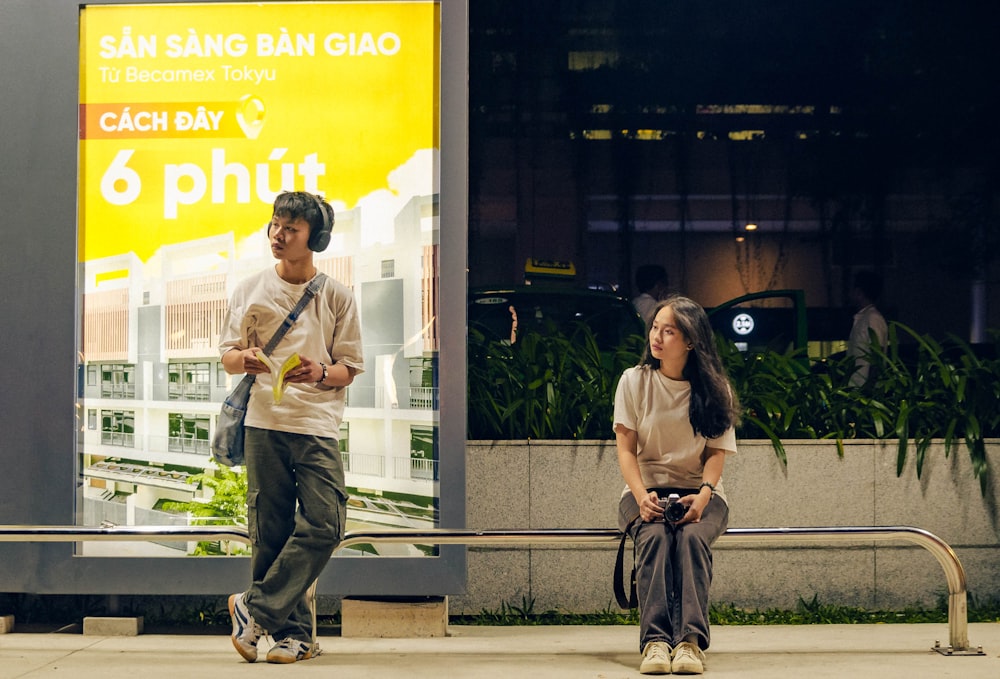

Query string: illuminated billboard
78 1 444 558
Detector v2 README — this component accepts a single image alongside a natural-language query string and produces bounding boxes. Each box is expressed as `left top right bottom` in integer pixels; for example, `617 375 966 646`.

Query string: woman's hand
639 491 665 522
674 485 715 525
675 494 704 524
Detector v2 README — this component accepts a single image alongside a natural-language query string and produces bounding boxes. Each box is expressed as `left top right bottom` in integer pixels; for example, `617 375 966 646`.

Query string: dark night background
464 1 1000 341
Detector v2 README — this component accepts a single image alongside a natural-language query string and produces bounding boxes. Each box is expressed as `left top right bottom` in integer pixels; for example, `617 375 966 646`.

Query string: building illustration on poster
77 1 441 557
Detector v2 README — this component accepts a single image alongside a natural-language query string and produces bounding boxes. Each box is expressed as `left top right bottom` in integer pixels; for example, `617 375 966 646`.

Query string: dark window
99 364 135 398
101 409 134 447
168 362 211 401
168 413 210 454
410 425 437 480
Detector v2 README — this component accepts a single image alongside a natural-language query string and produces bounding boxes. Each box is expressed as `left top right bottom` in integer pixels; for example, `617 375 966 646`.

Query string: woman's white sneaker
639 641 672 674
671 641 706 674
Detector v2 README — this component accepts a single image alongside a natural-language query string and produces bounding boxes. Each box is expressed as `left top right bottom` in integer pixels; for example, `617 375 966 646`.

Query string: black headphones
308 194 333 252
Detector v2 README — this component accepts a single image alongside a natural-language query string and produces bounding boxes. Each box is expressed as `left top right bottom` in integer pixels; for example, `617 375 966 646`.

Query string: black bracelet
699 481 716 494
316 362 328 386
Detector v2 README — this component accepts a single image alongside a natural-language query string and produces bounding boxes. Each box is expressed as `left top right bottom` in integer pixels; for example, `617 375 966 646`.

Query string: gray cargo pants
618 490 729 652
242 427 347 642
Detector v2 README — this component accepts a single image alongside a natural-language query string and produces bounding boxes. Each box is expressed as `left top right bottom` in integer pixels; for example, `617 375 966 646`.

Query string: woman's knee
675 525 714 554
633 522 670 557
618 495 641 532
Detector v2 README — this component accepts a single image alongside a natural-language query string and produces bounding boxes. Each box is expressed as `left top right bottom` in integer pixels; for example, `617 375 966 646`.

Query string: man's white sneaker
639 640 672 674
266 637 320 664
671 641 706 675
228 592 265 662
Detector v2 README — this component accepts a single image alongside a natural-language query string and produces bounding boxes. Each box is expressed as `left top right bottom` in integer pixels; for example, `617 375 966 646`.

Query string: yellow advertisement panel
78 1 442 555
80 1 438 261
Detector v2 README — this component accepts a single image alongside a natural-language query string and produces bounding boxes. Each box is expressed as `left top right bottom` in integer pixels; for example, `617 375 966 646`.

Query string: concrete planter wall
454 439 1000 615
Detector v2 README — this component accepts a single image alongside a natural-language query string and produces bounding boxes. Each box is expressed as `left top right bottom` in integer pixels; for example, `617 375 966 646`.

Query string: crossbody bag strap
260 273 328 356
613 515 641 610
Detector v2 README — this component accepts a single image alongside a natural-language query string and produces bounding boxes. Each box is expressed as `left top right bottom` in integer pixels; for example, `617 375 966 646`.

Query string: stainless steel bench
0 524 983 655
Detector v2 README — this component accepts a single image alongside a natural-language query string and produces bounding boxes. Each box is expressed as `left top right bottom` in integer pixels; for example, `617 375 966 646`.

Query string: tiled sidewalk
1 623 998 678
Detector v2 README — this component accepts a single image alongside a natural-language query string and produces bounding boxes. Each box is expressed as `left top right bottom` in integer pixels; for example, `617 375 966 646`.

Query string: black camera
659 493 687 523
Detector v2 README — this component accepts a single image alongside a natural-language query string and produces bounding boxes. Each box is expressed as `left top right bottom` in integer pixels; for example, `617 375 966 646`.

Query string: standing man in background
632 264 671 326
847 269 888 388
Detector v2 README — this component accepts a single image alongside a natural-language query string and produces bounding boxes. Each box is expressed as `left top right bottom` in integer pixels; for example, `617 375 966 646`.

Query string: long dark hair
640 295 741 438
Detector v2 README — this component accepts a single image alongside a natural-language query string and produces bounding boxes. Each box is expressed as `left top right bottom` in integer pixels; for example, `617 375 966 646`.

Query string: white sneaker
671 641 706 674
639 641 672 674
266 637 320 664
228 592 266 662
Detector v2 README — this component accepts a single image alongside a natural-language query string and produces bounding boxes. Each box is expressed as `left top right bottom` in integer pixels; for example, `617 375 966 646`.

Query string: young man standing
219 191 364 663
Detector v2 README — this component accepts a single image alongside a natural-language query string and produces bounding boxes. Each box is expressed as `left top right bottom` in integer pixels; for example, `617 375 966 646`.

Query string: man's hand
240 348 268 375
283 355 322 383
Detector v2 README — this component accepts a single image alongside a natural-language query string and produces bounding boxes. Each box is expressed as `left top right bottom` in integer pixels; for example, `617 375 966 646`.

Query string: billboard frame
0 0 468 597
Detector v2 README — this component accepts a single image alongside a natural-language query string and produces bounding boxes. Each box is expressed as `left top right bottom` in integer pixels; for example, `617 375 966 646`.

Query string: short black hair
272 191 330 238
635 264 668 293
853 270 883 301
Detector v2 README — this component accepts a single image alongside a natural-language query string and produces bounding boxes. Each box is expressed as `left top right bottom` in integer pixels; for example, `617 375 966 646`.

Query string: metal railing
0 524 982 654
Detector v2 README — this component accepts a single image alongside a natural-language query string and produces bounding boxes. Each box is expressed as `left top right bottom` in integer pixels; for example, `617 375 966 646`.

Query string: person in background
846 270 888 388
220 191 364 664
614 295 741 675
632 264 671 325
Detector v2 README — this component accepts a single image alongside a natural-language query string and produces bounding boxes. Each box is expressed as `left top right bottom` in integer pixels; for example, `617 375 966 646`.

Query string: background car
469 284 645 351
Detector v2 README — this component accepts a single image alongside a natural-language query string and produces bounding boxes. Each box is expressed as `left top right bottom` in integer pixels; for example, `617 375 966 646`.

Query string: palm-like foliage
468 322 999 494
468 323 642 440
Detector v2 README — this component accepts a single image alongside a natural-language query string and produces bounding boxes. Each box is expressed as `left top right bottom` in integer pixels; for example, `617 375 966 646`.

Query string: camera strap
613 515 640 610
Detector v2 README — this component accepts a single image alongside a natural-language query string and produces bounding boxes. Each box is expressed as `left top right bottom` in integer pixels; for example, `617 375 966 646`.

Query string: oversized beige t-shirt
613 365 736 503
219 267 364 438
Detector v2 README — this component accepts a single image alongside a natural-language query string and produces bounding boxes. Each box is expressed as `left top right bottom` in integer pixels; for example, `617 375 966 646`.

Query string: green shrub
159 467 249 555
467 322 1000 492
467 324 643 440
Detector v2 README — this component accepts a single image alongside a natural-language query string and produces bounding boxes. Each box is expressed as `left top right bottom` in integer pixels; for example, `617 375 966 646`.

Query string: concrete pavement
1 623 999 678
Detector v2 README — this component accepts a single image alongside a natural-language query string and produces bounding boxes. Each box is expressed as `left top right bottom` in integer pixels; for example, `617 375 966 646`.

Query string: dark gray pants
243 427 347 642
618 491 729 652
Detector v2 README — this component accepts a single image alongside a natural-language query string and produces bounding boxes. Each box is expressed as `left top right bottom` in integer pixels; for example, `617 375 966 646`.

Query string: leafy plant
452 593 1000 626
865 325 1000 495
709 595 948 625
468 320 1000 492
720 323 1000 494
456 595 641 626
158 467 249 555
467 324 643 440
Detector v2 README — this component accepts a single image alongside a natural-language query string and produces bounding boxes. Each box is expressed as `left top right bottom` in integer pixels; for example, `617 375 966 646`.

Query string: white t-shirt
219 267 364 438
847 304 888 387
614 365 737 502
632 292 658 325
